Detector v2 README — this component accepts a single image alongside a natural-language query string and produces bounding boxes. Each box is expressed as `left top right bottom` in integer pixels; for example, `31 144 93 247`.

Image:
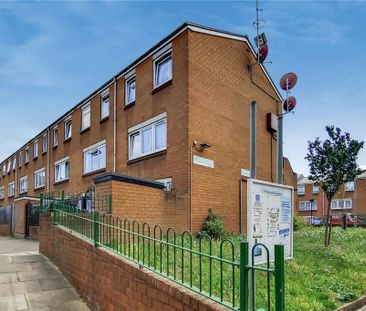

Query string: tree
305 126 364 246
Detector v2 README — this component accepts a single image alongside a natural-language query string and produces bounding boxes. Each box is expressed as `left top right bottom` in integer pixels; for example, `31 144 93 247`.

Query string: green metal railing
44 198 285 311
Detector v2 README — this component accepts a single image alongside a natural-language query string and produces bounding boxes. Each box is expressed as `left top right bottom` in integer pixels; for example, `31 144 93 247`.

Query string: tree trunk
324 199 332 246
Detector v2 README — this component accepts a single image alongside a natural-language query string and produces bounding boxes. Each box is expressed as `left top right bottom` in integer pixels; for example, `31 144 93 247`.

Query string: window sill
64 137 71 143
33 157 38 161
100 116 109 124
34 186 45 192
8 196 15 199
124 101 135 110
128 149 167 164
54 179 69 186
25 162 29 166
82 168 106 177
42 151 47 155
152 79 172 94
52 145 58 150
0 198 4 201
19 191 28 195
80 127 90 135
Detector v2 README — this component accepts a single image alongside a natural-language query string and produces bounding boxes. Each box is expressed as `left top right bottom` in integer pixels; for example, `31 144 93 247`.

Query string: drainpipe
239 179 243 233
250 101 257 179
277 114 283 184
113 77 117 173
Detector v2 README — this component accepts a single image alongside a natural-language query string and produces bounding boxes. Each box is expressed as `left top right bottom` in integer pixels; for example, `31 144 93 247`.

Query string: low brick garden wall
39 212 228 311
0 224 11 236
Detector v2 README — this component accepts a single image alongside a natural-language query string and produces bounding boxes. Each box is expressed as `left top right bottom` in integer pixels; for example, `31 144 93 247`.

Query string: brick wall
0 224 10 236
95 174 189 232
39 212 229 311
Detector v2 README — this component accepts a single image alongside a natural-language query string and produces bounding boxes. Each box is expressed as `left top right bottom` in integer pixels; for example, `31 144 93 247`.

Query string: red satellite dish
258 44 268 63
283 96 297 112
280 72 297 90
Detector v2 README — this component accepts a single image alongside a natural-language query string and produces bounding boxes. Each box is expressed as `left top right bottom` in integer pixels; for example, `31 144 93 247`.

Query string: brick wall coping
93 172 165 189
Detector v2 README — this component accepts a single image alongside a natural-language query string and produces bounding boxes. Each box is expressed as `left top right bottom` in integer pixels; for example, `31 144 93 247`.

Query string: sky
1 0 366 175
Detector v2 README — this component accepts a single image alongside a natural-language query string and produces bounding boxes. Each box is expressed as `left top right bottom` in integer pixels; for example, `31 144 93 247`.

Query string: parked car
329 214 365 227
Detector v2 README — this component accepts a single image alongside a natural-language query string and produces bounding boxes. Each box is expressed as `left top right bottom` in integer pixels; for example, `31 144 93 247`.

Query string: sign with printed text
247 179 293 264
193 155 214 168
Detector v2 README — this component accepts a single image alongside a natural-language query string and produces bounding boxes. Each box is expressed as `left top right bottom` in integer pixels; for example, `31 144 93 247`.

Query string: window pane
82 106 91 130
127 80 136 103
101 97 109 119
156 56 172 86
54 129 58 146
131 133 141 157
99 145 106 169
142 128 152 153
155 121 166 150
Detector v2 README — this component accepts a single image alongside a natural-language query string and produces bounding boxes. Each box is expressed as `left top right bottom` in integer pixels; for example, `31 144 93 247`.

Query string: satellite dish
259 44 268 63
283 96 297 112
279 72 297 90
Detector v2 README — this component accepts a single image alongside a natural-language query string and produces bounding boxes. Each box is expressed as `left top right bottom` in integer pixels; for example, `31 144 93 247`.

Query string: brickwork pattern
39 213 229 311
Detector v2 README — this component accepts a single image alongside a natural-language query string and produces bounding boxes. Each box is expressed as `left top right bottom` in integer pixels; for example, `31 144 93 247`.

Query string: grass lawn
284 226 366 311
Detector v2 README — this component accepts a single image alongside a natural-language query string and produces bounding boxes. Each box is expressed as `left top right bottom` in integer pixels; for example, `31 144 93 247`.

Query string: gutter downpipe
113 77 117 173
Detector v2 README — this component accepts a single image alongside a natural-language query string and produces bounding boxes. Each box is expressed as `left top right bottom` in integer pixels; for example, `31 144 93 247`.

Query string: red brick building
296 174 366 221
0 22 295 235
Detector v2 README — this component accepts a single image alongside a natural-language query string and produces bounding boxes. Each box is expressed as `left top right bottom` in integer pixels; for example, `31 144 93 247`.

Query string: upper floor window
331 199 352 210
64 117 72 140
83 140 106 174
7 160 11 173
312 185 319 194
25 146 30 163
33 140 39 159
299 200 317 212
0 186 4 199
81 104 91 131
19 151 22 167
19 176 28 194
12 157 16 171
153 48 172 89
34 168 45 189
55 157 70 183
42 133 47 153
125 72 136 105
53 127 58 147
2 164 6 176
101 89 110 120
297 184 305 195
8 182 15 197
345 181 355 192
128 113 167 160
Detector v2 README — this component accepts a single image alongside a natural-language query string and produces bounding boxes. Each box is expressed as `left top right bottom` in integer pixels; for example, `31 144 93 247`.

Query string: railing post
40 193 44 211
61 191 65 210
274 244 285 311
93 211 100 247
240 241 249 311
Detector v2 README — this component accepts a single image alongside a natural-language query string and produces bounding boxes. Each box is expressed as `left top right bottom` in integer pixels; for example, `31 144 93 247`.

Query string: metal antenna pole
256 0 260 64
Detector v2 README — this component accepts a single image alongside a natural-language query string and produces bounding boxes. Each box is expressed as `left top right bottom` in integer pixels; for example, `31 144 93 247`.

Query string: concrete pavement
0 236 90 311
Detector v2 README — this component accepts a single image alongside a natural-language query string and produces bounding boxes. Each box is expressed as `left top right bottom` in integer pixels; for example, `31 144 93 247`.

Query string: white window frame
0 186 4 199
81 103 91 131
8 182 15 198
7 160 11 173
312 185 319 194
25 146 29 163
2 164 6 176
53 126 58 147
54 157 70 183
128 113 167 161
299 200 317 212
345 181 355 192
297 184 305 195
19 176 28 194
34 168 45 190
331 199 352 210
153 47 172 89
100 89 110 120
33 140 38 159
42 133 47 153
83 140 106 175
12 156 16 171
64 117 72 140
125 70 136 106
19 151 22 167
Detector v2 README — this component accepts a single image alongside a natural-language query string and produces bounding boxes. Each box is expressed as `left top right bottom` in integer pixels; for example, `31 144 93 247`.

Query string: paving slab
0 237 90 311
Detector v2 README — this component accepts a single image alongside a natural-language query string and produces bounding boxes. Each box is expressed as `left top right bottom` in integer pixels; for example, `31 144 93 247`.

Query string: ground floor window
19 176 28 194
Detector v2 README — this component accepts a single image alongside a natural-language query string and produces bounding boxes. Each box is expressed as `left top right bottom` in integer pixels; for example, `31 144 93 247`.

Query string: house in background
0 22 296 236
296 173 366 222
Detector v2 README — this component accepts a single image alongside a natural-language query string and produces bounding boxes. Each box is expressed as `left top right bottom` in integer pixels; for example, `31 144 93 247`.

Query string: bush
197 209 225 240
294 215 305 231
